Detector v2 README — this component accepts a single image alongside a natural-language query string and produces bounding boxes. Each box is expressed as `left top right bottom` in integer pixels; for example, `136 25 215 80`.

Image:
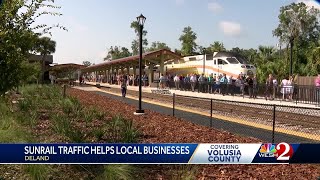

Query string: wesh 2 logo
259 142 294 160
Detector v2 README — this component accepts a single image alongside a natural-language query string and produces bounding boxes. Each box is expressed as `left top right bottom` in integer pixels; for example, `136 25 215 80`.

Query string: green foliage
179 26 198 56
121 119 139 143
273 2 320 45
17 98 34 112
107 115 139 143
25 165 49 180
93 128 105 141
66 128 85 143
169 165 198 180
82 60 92 66
51 113 71 135
0 100 31 143
209 41 226 52
100 165 136 180
20 61 41 84
147 41 171 51
0 0 64 95
130 21 148 55
61 99 74 116
105 46 132 61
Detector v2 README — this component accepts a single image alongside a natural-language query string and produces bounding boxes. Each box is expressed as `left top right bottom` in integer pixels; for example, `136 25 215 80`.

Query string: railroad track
100 86 320 135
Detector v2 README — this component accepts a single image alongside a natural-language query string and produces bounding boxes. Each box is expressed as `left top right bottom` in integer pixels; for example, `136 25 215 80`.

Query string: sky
35 0 320 65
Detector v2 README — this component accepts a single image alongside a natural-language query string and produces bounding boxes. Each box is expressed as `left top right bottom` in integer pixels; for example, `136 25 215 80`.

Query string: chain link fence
171 93 320 143
163 80 320 106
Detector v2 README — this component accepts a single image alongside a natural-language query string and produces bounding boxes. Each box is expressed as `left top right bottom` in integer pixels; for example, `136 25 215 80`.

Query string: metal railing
160 80 320 106
171 93 320 143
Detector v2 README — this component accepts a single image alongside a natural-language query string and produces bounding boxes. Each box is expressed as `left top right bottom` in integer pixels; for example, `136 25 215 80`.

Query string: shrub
65 128 85 143
84 110 94 123
51 114 71 135
17 98 33 112
95 111 105 121
28 111 39 128
107 115 139 143
25 165 49 180
170 165 198 180
100 165 136 180
61 99 74 116
122 119 139 143
92 128 105 141
69 96 82 112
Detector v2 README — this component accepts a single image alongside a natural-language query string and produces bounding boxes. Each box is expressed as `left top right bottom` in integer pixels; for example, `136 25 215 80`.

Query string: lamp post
135 14 146 115
289 36 294 76
203 48 206 75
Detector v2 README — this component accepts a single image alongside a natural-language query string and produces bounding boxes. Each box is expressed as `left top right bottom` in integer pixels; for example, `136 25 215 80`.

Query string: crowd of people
79 72 320 104
159 73 300 101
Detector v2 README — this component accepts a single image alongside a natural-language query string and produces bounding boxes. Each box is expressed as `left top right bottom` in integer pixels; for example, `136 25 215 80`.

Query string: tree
83 61 92 67
147 41 171 51
179 26 198 56
273 2 320 76
104 46 132 61
209 41 226 52
0 0 65 95
35 36 56 84
130 21 148 55
273 2 320 45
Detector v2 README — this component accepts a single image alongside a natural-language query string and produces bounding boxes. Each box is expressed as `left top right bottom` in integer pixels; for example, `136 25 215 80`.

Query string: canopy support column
160 55 164 75
149 63 154 86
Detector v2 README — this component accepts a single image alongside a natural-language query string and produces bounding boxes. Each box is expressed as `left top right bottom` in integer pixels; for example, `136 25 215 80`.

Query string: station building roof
82 49 182 72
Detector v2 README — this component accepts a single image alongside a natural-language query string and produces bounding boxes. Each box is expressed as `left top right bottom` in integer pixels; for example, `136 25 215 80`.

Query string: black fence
158 80 320 106
171 93 320 143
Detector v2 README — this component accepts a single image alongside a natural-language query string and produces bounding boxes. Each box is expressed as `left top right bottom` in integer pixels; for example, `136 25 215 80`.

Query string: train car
164 51 256 78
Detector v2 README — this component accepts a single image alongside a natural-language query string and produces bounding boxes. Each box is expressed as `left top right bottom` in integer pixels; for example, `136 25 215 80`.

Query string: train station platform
81 81 320 109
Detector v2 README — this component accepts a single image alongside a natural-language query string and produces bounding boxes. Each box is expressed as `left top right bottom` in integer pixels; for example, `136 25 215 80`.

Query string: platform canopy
81 49 182 73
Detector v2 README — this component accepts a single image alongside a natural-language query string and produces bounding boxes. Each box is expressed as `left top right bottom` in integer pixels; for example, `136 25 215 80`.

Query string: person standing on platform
246 75 254 98
220 74 228 96
120 76 127 98
315 74 320 106
208 74 213 94
190 74 197 92
273 76 278 100
253 75 258 99
265 74 273 100
184 74 190 91
174 74 180 90
198 74 205 93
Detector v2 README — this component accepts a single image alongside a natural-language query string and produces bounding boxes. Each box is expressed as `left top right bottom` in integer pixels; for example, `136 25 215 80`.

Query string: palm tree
35 37 56 84
209 41 226 52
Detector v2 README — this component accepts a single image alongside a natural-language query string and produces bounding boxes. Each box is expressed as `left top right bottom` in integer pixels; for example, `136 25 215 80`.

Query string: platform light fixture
134 14 146 115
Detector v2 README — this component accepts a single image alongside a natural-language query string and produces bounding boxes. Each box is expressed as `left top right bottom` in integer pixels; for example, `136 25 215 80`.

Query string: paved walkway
82 81 320 109
73 86 315 143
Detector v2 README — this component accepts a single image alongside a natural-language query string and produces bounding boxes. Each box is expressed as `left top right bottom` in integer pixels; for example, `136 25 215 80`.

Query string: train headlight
247 70 253 75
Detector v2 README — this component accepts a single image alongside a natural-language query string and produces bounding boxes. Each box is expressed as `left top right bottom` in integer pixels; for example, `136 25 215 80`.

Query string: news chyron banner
0 143 319 164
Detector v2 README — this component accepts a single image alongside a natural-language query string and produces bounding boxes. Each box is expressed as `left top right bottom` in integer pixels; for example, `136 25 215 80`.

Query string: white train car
164 51 256 78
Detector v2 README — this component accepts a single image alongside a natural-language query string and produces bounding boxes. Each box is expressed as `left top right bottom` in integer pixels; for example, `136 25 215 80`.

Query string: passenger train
163 52 256 78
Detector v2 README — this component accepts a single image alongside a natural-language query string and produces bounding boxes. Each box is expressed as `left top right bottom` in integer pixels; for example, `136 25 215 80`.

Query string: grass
99 165 136 180
65 128 85 143
61 99 74 116
0 100 31 143
1 84 143 178
17 98 34 112
107 115 140 143
25 165 50 180
51 113 71 135
92 128 105 141
169 165 198 180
